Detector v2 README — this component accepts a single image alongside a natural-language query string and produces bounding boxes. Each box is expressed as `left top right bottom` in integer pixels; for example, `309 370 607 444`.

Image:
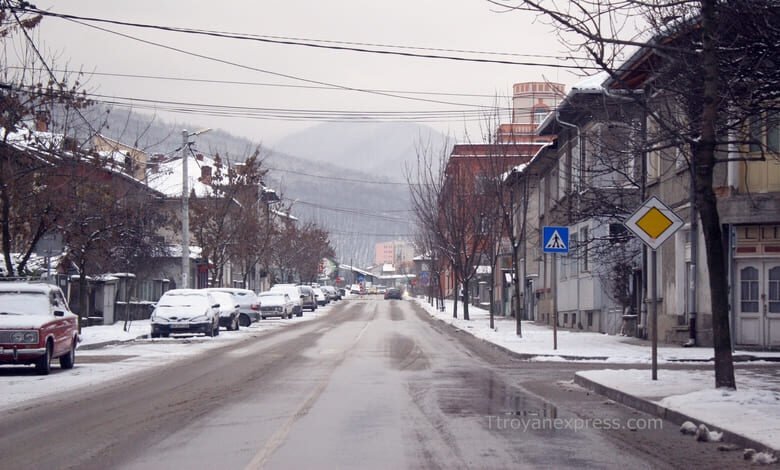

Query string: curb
574 373 778 453
77 335 147 350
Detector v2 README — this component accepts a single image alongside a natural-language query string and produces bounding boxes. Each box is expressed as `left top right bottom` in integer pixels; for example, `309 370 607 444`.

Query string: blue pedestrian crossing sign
542 226 569 254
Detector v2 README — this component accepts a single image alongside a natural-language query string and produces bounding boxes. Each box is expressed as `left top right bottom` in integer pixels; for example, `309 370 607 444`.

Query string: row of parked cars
149 284 344 339
0 280 347 375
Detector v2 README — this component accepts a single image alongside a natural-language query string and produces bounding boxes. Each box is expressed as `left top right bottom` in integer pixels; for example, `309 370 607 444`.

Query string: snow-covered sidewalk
413 296 780 454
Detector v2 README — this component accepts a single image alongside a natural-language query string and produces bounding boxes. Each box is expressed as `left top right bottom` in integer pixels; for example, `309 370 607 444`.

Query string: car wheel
151 332 160 339
297 311 303 317
239 314 251 327
59 339 76 369
35 341 52 375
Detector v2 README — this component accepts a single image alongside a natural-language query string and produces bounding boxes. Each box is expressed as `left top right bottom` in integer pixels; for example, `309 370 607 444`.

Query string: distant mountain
271 122 448 180
87 109 417 267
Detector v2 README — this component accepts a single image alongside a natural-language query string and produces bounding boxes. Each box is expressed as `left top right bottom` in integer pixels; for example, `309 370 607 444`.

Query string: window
740 267 760 313
571 139 581 193
749 112 780 154
580 226 589 272
609 223 628 243
534 108 550 124
569 232 579 276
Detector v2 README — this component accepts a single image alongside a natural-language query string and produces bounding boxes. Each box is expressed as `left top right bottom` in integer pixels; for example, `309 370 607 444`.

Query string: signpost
542 226 569 350
624 196 684 380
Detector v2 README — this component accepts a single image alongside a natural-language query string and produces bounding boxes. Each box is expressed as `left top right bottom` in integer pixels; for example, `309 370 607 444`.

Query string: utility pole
180 128 211 290
181 129 190 289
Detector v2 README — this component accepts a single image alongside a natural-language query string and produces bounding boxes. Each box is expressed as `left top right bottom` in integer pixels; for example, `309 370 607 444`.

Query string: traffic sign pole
651 249 658 380
625 196 682 382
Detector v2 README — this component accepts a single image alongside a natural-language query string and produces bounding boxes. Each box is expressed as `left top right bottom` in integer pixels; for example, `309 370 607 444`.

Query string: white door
736 261 780 348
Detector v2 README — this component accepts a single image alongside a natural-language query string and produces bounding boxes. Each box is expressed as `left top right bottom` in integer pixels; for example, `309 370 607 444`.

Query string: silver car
205 288 261 326
257 292 295 319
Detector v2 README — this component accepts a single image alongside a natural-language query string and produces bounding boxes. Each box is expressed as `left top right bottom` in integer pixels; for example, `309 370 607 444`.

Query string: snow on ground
414 296 780 453
579 369 780 452
414 297 780 362
0 305 333 412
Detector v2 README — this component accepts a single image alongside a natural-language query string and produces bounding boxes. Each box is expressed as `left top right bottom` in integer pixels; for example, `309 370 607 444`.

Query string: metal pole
181 129 189 289
651 249 658 380
553 253 558 350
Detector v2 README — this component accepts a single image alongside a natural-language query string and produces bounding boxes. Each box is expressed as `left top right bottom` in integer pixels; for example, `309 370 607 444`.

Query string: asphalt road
1 298 756 469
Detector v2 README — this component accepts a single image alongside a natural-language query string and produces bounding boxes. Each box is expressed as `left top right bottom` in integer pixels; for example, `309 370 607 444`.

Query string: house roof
536 72 609 135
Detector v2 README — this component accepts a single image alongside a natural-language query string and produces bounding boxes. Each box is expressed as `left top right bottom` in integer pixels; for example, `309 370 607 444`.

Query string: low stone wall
113 302 155 322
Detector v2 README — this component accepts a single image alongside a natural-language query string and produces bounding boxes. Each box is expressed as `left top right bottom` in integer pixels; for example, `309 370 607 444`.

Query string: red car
0 282 79 375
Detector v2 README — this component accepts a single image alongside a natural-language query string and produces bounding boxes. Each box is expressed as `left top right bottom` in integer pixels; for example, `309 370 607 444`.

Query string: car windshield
0 291 50 315
211 293 235 306
259 293 286 302
158 293 209 308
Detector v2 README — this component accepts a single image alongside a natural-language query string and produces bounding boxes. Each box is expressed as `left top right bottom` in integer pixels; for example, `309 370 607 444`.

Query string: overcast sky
23 1 590 146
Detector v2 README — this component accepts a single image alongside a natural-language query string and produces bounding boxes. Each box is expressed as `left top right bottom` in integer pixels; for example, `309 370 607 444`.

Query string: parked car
204 287 261 326
150 289 220 338
297 285 318 312
349 284 362 295
0 282 79 375
269 284 303 316
376 286 387 295
312 287 328 306
257 291 295 319
321 285 340 301
206 290 241 331
384 287 403 300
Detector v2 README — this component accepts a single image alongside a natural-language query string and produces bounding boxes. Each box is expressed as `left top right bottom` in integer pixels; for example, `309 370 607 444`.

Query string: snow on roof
570 71 609 92
146 154 216 198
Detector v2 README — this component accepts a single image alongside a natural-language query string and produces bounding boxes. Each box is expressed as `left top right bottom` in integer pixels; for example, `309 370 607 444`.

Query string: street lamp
181 128 211 289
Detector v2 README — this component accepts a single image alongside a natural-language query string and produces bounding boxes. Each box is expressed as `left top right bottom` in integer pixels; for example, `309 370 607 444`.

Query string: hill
90 109 418 267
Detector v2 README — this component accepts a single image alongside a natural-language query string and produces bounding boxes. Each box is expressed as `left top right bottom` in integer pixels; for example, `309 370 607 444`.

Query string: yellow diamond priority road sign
624 196 684 250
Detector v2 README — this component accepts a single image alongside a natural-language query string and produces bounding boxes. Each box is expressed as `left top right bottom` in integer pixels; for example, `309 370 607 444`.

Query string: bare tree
493 0 779 388
0 4 93 276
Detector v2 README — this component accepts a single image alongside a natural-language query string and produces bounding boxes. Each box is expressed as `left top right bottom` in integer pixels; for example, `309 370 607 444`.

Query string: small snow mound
752 452 778 465
680 421 697 435
694 424 723 442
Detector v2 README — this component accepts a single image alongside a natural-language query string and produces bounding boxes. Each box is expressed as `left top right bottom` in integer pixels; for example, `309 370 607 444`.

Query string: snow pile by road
578 369 780 453
414 297 780 363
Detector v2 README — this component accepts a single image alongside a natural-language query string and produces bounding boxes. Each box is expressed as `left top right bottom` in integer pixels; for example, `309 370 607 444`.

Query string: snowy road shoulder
577 368 780 453
0 306 334 412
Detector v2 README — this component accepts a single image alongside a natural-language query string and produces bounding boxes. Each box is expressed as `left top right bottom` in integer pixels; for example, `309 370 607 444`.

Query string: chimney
200 165 212 184
35 112 49 132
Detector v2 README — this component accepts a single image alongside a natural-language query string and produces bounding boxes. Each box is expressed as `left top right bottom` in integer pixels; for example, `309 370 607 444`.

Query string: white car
312 287 328 306
257 291 295 319
150 289 220 338
206 290 241 331
268 284 303 316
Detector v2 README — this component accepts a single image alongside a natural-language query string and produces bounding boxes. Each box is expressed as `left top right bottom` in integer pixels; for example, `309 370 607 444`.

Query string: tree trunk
462 279 470 320
78 268 88 334
697 0 735 389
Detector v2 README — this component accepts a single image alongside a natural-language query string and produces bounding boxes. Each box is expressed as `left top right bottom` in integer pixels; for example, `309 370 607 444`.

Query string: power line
286 198 413 223
54 16 506 111
265 166 408 185
20 7 597 70
8 67 511 100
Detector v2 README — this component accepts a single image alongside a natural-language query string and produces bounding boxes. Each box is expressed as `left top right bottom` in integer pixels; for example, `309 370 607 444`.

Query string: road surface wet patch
387 333 430 371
